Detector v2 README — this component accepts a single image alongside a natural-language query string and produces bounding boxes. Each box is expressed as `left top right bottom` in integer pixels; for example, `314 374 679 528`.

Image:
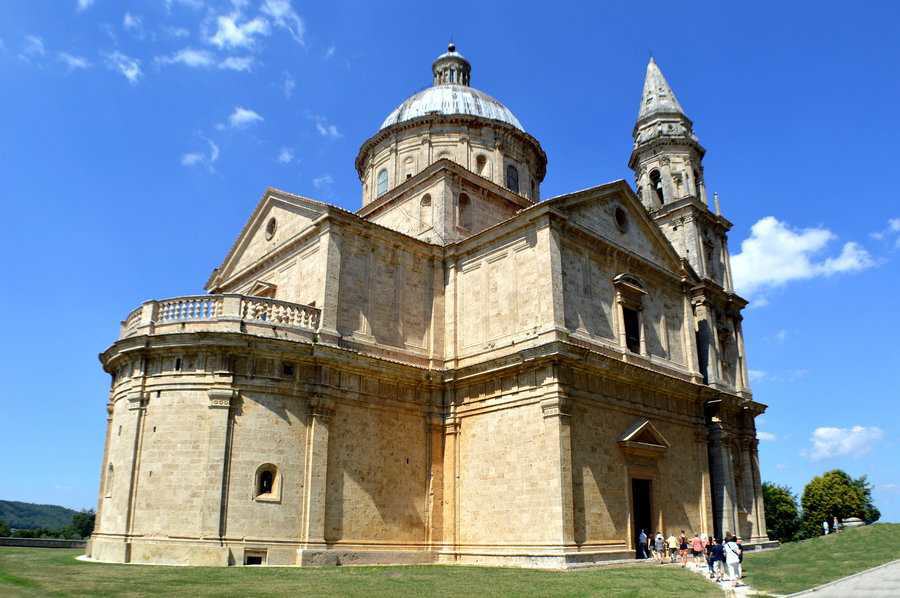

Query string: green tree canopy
800 469 880 537
0 519 10 537
763 482 800 542
71 510 95 539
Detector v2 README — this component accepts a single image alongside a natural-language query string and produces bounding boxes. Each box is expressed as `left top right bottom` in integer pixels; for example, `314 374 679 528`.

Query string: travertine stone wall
223 391 310 541
325 401 429 544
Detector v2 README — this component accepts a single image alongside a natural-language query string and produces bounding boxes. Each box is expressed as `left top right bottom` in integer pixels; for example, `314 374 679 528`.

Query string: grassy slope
0 501 78 531
0 548 719 598
743 523 900 594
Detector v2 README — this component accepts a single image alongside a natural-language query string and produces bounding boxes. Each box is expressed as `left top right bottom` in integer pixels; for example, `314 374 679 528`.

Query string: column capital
309 396 335 422
541 396 571 419
207 387 236 409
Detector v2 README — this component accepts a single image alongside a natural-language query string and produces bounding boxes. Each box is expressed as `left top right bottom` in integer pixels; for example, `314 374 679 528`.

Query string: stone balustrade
118 294 321 340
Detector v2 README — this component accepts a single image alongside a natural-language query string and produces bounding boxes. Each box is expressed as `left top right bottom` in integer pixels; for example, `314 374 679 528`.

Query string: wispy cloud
156 48 254 72
313 174 334 189
757 431 776 442
282 71 295 99
181 138 220 171
76 0 94 12
208 12 269 49
324 44 335 59
870 217 900 248
58 52 91 70
104 51 142 84
774 329 788 343
311 114 341 139
164 0 204 12
123 12 145 38
163 26 191 39
227 106 263 128
805 425 884 460
748 369 767 383
732 217 875 301
218 56 254 71
277 147 294 164
260 0 305 45
19 35 45 63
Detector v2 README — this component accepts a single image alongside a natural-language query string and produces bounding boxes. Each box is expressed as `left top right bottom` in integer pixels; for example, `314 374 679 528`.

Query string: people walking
690 532 704 565
724 533 743 588
709 537 726 582
822 520 829 535
666 532 678 563
654 532 666 564
637 529 648 559
678 530 689 567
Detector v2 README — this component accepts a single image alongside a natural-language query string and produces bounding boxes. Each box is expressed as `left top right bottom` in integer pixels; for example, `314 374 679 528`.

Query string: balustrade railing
118 294 320 339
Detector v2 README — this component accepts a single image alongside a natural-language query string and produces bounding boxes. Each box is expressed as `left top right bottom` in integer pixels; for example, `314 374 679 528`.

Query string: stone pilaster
301 396 334 546
442 416 460 551
748 438 769 542
93 402 114 536
316 224 343 345
540 393 575 547
707 421 738 539
425 409 444 546
199 386 237 540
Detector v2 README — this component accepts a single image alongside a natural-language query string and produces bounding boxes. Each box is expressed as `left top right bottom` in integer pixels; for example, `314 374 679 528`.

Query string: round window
265 217 277 240
614 206 629 233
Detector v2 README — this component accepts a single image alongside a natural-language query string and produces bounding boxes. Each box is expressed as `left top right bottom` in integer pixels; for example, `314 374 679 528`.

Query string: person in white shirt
724 534 743 588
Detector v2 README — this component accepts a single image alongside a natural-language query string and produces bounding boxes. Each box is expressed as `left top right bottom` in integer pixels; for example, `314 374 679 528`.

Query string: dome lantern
432 42 471 86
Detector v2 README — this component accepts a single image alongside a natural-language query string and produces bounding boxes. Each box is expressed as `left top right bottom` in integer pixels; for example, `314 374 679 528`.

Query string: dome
379 84 525 132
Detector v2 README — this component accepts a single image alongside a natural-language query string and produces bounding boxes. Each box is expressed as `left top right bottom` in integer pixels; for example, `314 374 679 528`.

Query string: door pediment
618 418 669 458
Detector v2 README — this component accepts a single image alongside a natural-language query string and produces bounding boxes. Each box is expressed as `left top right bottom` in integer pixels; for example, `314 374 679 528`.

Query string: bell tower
628 58 734 292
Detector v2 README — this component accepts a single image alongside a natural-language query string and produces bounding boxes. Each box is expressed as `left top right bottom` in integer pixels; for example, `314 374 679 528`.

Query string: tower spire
638 57 685 121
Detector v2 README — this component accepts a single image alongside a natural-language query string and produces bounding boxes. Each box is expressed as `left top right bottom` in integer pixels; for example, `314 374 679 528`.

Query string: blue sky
1 1 898 522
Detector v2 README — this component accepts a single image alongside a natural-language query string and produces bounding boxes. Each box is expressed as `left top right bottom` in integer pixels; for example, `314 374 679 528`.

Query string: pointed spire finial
637 57 685 121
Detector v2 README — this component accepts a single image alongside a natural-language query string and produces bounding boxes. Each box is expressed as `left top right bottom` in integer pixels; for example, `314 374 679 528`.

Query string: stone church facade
88 45 771 568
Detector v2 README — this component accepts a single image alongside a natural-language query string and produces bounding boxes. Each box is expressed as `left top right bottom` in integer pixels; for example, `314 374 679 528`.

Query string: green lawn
0 547 719 597
743 523 900 594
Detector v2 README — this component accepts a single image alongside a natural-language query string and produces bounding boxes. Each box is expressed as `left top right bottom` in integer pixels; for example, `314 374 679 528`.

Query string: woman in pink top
690 534 705 564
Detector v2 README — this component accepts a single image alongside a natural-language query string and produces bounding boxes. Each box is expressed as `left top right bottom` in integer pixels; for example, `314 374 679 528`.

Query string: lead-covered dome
380 84 525 131
379 42 525 132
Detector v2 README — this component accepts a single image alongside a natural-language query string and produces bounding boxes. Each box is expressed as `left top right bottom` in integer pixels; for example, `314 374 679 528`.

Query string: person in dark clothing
709 537 726 581
637 529 648 559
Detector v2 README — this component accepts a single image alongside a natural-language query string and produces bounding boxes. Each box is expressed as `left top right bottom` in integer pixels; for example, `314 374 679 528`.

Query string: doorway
632 478 652 557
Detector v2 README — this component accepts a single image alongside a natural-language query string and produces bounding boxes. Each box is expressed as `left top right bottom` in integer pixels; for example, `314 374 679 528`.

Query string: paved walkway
789 559 900 597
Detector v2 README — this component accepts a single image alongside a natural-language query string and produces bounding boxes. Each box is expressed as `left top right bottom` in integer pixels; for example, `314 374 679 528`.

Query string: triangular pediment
208 188 328 290
618 418 669 454
549 181 693 279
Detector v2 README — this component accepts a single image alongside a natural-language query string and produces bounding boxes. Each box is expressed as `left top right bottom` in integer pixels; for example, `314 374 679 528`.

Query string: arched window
419 194 432 232
376 169 389 197
649 170 664 205
458 193 472 230
254 463 280 501
476 154 487 176
506 165 519 193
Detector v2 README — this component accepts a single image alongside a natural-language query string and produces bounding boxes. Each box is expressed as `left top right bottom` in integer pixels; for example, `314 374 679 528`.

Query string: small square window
282 362 295 378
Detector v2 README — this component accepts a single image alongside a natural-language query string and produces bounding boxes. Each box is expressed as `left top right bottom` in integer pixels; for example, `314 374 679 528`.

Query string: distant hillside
0 500 79 530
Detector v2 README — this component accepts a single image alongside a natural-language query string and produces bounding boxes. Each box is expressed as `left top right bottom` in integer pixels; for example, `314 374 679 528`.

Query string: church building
88 44 771 567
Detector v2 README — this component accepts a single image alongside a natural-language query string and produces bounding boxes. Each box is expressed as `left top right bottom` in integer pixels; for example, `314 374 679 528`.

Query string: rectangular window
623 307 641 354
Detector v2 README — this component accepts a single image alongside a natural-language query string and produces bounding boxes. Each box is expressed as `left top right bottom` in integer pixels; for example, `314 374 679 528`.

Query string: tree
762 482 800 542
71 510 95 539
0 519 10 537
800 469 880 537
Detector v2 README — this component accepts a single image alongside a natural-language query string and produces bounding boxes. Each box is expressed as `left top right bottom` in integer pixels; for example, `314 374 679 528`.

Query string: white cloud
58 52 91 70
208 12 269 49
282 71 295 99
164 26 191 39
123 12 143 36
218 56 254 71
324 44 335 59
748 369 767 382
157 47 213 68
76 0 94 12
164 0 205 11
104 51 142 84
311 115 341 139
732 217 875 298
871 218 900 248
181 138 219 170
277 147 294 164
891 219 900 232
260 0 305 45
806 426 884 460
227 106 263 128
757 431 776 442
774 329 788 343
313 174 334 189
19 35 45 62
